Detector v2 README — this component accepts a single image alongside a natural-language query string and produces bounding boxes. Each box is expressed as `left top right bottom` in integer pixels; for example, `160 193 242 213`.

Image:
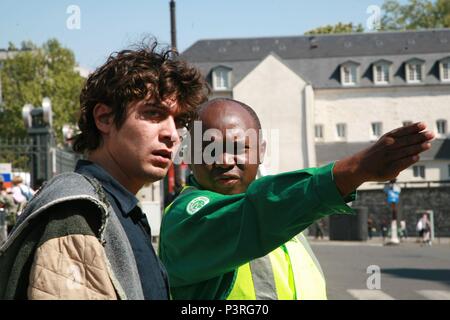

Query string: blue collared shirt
75 160 169 300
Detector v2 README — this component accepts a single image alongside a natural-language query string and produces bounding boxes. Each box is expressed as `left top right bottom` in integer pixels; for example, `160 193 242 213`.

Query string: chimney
170 0 177 54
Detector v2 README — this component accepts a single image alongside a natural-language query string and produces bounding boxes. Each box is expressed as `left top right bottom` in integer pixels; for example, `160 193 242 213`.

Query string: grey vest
0 172 144 300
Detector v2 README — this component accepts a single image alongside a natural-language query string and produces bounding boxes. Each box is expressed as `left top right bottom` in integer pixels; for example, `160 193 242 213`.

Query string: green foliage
434 0 450 27
0 39 84 144
20 40 37 51
305 22 365 35
381 0 450 30
304 0 450 35
7 42 17 51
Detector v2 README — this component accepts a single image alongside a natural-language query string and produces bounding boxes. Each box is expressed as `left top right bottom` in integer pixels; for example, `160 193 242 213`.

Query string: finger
389 154 420 174
390 141 431 161
387 122 427 138
390 131 435 150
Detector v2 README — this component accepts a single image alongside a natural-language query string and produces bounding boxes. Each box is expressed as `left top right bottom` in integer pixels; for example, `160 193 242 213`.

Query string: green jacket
159 162 356 300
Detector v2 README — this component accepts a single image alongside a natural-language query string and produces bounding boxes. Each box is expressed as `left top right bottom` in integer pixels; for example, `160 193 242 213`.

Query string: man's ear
93 103 113 134
259 140 267 164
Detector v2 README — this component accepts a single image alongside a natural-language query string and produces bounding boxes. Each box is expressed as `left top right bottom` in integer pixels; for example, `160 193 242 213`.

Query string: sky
0 0 394 71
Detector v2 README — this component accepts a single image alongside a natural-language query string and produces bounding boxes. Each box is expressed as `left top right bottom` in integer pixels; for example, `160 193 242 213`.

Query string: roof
316 139 450 165
182 29 450 89
183 29 450 62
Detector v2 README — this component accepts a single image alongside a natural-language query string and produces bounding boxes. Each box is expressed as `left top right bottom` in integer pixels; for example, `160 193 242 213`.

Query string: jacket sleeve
27 201 118 300
160 162 356 286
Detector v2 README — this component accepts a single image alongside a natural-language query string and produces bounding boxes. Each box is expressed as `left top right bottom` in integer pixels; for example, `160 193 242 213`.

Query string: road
310 238 450 300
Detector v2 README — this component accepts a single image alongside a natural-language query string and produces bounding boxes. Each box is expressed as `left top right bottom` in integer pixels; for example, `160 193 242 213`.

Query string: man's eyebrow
142 102 168 109
145 103 180 116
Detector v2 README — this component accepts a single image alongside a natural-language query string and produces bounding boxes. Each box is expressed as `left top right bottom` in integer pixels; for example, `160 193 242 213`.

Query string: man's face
191 101 265 195
105 96 187 186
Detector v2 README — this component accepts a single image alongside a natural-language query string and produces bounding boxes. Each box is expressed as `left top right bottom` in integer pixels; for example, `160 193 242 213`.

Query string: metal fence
0 137 35 172
54 147 82 175
0 137 81 188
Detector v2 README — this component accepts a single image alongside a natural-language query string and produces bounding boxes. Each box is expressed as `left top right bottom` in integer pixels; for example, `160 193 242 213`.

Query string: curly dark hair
73 41 209 153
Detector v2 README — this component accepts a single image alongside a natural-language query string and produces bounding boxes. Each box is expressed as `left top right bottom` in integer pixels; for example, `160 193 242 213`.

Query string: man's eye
141 109 165 120
146 110 162 117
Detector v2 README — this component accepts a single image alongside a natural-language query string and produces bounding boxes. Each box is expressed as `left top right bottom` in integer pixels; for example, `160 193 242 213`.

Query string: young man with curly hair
0 42 208 300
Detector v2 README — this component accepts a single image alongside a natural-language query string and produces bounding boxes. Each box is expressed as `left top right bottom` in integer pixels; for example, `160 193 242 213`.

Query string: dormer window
340 61 359 86
405 58 425 84
373 60 392 85
439 57 450 82
212 66 232 91
343 66 356 84
407 64 422 82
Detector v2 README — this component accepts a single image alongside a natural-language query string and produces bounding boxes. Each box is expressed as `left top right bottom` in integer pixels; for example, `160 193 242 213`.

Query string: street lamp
22 98 53 130
42 97 53 128
22 97 54 188
170 0 177 54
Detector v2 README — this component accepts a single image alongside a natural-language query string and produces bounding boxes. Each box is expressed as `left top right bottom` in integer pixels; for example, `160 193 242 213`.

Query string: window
441 60 450 82
340 62 359 86
371 122 382 139
315 124 324 140
413 165 425 179
342 66 357 85
403 121 413 127
436 119 447 136
212 67 231 91
373 63 390 84
336 123 347 139
406 60 424 83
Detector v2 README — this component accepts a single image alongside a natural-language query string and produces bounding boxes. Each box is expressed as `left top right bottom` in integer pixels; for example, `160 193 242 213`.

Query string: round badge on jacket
186 196 210 215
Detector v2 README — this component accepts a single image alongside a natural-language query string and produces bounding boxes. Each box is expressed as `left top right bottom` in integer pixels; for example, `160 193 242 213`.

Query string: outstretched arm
333 122 434 197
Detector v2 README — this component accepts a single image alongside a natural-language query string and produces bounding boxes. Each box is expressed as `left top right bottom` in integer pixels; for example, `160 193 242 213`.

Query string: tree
304 0 450 35
7 42 17 51
0 39 84 144
305 22 364 35
434 0 450 27
381 0 450 30
20 40 37 51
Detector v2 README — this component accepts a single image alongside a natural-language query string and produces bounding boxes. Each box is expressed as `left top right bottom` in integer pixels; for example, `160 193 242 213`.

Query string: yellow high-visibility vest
227 233 327 300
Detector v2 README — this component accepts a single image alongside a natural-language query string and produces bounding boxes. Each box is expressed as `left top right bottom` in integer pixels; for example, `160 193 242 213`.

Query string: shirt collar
187 174 203 190
75 160 138 215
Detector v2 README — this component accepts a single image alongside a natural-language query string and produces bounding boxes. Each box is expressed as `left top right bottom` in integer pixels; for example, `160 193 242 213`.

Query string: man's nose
160 116 180 146
215 152 236 168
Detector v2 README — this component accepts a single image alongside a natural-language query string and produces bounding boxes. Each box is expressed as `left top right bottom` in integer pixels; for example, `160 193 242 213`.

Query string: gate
0 137 81 188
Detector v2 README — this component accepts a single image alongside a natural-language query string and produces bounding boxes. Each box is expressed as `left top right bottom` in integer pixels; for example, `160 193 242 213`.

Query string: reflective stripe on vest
227 233 327 300
286 234 327 300
250 254 278 299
